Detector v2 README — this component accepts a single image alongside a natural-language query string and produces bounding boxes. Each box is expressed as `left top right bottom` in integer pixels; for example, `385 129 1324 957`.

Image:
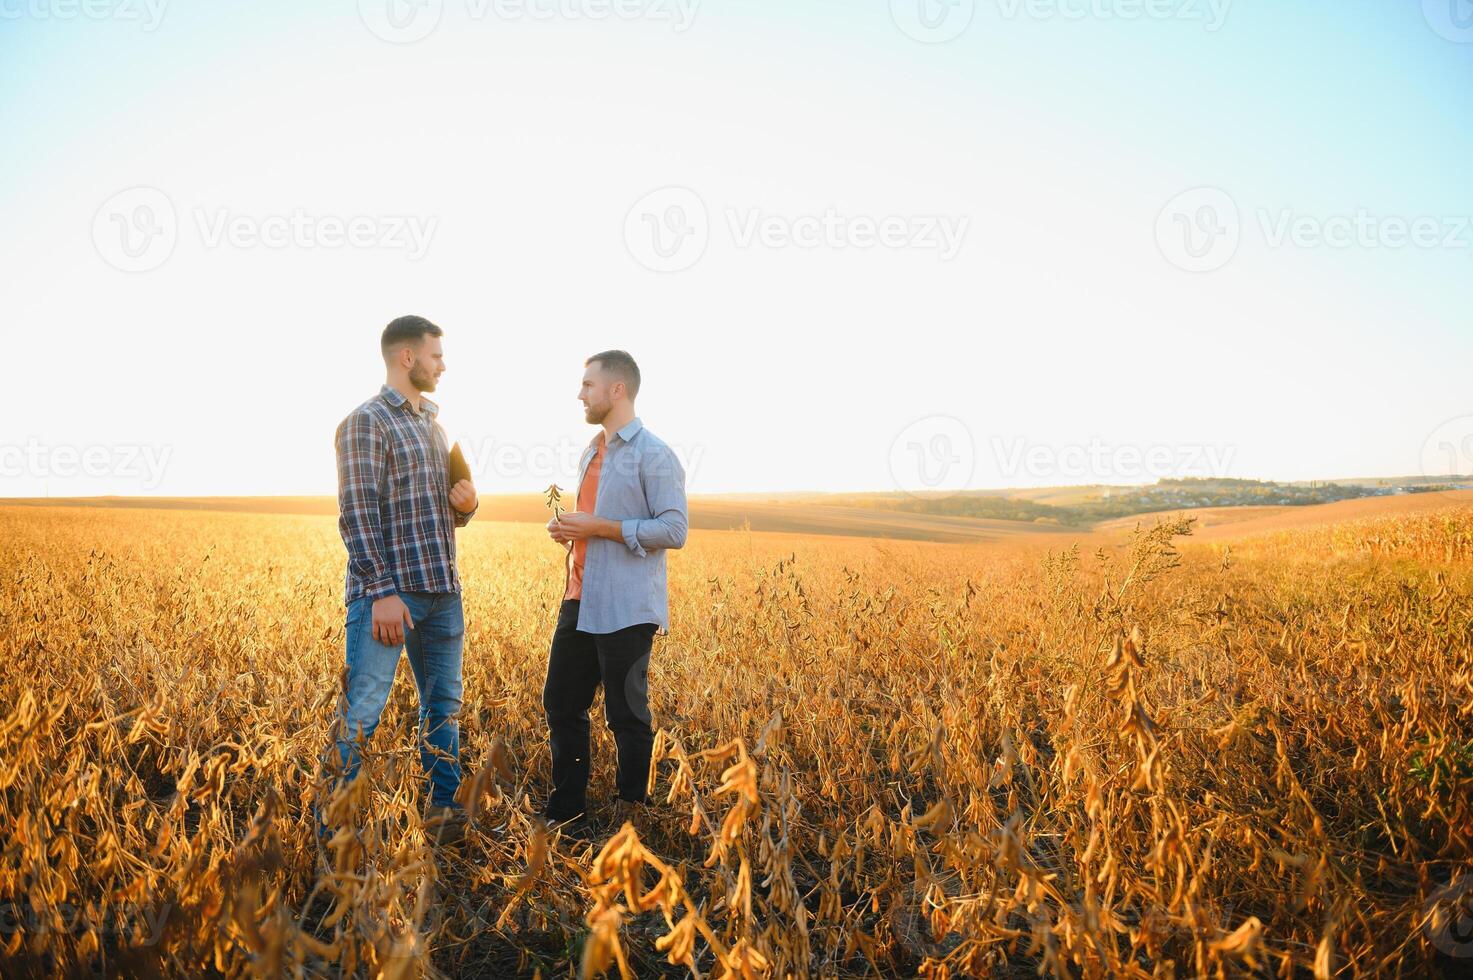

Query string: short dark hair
381 315 443 361
586 350 641 399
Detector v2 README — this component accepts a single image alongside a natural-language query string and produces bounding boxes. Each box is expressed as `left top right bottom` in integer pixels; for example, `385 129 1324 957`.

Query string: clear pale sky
3 0 1470 497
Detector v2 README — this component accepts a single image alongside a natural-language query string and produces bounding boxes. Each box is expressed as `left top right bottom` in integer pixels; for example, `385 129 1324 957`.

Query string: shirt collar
379 384 438 418
615 416 644 444
591 416 643 450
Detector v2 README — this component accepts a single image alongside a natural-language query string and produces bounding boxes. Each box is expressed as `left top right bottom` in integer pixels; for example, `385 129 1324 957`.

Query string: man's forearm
345 537 396 599
336 414 395 595
564 515 678 551
341 507 396 599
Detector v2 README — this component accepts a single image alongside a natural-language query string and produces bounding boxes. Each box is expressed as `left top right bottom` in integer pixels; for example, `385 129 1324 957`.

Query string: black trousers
542 600 658 820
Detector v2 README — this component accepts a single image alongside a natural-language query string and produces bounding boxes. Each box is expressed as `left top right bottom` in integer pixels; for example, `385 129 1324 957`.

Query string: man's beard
584 402 608 424
408 360 437 392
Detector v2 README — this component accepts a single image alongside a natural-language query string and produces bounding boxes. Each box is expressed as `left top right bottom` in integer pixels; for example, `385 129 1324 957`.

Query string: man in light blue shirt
542 350 688 831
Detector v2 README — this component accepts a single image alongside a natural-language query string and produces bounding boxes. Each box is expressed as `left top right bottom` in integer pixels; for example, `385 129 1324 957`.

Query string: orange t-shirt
564 437 605 601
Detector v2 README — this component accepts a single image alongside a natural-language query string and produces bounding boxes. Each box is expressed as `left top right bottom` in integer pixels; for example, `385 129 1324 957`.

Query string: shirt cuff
364 578 398 601
621 519 648 557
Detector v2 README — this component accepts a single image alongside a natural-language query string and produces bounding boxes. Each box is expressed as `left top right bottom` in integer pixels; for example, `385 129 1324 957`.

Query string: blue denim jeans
331 591 465 808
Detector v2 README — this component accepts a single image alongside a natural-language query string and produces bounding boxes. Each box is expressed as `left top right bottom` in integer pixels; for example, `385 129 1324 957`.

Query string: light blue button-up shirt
573 417 688 634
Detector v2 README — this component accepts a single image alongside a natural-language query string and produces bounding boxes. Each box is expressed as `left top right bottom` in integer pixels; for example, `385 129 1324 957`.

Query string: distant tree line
837 479 1388 527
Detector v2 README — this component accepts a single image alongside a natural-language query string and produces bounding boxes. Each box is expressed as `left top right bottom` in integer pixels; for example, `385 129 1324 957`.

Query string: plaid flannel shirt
335 385 476 605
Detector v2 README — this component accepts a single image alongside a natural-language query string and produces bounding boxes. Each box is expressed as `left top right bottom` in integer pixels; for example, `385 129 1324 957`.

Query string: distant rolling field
0 494 1077 544
686 500 1074 543
5 488 1471 545
1092 489 1473 541
1091 504 1288 534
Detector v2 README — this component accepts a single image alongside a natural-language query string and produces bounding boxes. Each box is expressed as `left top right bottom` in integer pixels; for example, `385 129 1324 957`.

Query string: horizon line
5 472 1472 504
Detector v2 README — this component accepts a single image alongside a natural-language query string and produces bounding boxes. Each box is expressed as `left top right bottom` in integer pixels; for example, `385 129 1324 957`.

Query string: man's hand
450 479 478 514
372 595 415 646
547 517 573 549
552 511 618 543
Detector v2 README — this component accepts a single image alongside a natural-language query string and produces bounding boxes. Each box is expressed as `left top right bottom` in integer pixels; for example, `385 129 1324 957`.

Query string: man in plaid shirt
324 315 479 847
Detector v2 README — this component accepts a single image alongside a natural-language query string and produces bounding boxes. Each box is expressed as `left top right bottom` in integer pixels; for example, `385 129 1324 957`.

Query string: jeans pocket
344 598 370 665
444 592 465 636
